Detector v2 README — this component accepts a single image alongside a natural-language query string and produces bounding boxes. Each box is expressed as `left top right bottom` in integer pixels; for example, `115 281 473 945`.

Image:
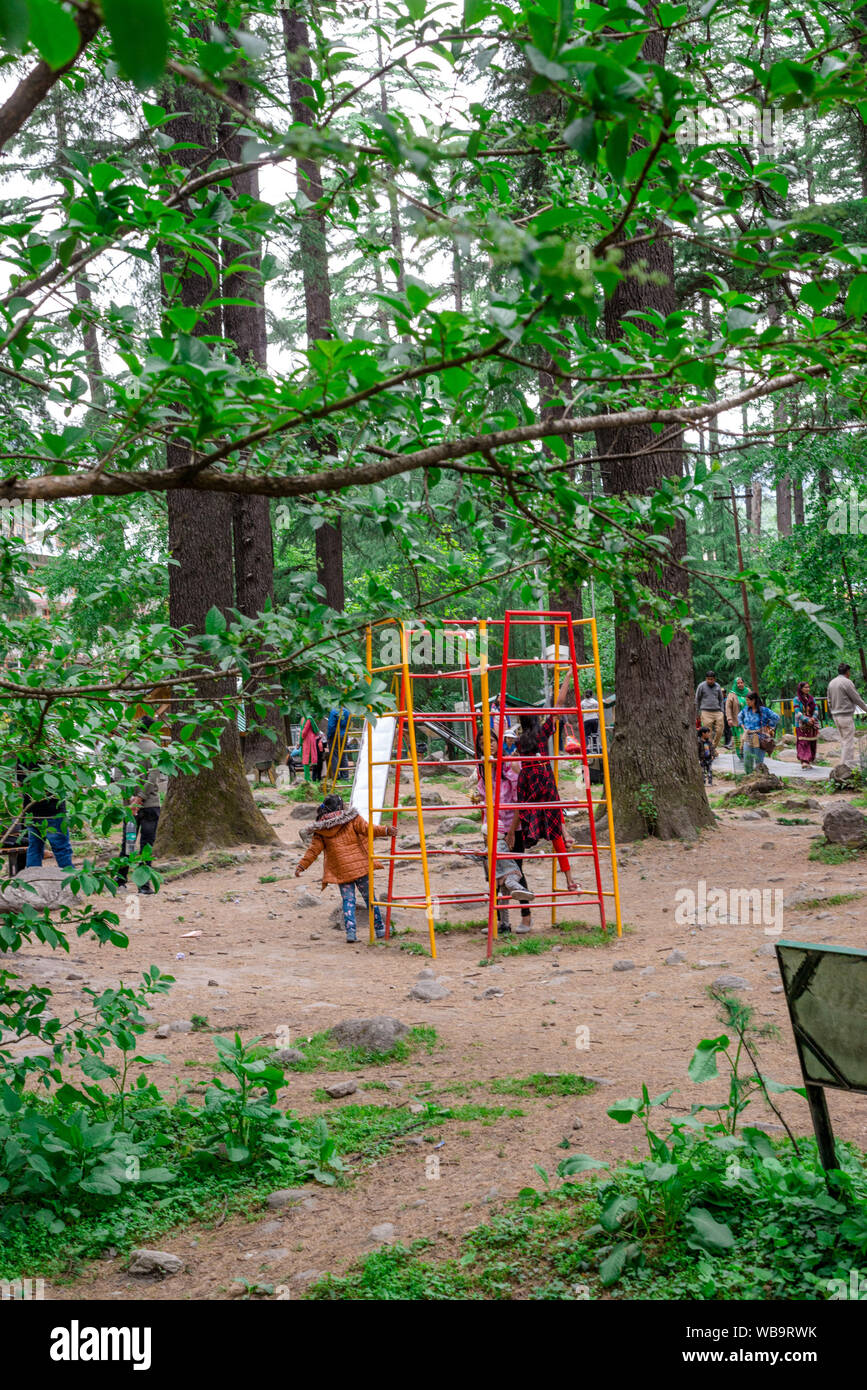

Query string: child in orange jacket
295 794 397 942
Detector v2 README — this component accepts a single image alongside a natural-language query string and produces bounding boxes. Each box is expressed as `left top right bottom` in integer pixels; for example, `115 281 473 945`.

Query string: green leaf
558 1153 608 1176
846 274 867 319
606 122 630 183
142 101 166 127
90 163 123 193
0 0 28 50
688 1035 728 1083
607 1097 642 1123
463 0 490 23
80 1172 123 1196
563 116 598 162
204 606 227 635
0 1082 23 1113
102 0 168 90
27 0 80 69
685 1206 735 1252
599 1240 639 1285
525 44 569 80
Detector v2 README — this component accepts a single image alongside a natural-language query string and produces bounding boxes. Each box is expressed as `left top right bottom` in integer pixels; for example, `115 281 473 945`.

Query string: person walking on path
725 678 747 758
294 794 397 942
300 715 324 782
793 681 819 769
826 663 867 769
17 747 75 870
738 691 780 774
118 716 165 895
472 731 534 936
695 671 725 755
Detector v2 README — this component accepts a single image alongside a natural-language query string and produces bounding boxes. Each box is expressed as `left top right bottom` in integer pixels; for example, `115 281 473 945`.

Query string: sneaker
514 920 532 935
138 885 154 896
502 874 534 902
345 935 357 944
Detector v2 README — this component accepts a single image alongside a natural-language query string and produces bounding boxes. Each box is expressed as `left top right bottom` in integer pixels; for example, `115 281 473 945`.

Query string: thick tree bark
596 30 712 841
283 5 345 612
154 91 277 856
221 88 287 769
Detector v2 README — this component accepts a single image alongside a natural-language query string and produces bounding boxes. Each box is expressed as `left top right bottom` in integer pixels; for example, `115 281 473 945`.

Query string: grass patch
281 784 321 804
488 1073 596 1099
808 840 866 864
775 817 813 826
285 1025 439 1073
791 891 863 911
480 922 618 962
399 941 431 956
304 1136 867 1302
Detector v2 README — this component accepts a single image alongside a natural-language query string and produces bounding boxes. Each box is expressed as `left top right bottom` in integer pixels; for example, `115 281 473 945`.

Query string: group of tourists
696 672 780 779
694 660 867 781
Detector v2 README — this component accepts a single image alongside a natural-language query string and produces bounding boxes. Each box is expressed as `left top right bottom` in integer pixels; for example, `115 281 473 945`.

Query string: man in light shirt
827 663 867 769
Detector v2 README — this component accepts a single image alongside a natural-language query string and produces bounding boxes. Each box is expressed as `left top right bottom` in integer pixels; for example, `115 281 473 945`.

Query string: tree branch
0 4 101 154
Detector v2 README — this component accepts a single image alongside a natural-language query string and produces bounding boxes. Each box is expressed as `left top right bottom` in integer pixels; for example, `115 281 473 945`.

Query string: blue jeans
339 877 384 941
26 818 73 869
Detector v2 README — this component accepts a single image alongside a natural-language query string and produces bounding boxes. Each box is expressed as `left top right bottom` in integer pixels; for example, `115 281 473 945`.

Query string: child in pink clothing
472 731 534 933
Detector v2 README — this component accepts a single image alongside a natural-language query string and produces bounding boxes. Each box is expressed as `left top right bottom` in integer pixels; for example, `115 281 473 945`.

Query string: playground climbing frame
361 611 622 959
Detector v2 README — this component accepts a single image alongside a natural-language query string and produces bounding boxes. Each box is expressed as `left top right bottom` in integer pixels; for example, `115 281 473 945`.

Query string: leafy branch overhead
0 0 863 644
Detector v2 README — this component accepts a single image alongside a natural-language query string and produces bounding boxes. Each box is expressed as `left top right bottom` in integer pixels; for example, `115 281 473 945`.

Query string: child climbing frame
362 612 622 960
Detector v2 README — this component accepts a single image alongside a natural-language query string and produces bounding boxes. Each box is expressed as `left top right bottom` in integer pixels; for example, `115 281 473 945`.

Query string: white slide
351 716 396 825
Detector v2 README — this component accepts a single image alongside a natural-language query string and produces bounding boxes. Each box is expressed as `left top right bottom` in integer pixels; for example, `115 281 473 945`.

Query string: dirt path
18 771 867 1300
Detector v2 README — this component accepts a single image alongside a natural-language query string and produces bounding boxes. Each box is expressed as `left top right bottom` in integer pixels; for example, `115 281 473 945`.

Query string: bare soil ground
16 762 867 1301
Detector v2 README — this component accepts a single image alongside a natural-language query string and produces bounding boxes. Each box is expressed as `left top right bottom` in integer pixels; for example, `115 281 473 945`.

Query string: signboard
775 940 867 1177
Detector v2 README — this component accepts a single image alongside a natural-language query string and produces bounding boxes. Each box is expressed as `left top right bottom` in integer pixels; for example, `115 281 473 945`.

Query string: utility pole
715 483 760 693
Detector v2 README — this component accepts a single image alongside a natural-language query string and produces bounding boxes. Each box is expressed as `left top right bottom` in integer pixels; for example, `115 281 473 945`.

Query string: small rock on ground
666 950 686 965
712 974 750 991
409 980 450 1001
612 960 635 972
324 1080 358 1099
128 1249 184 1277
329 1016 408 1052
266 1188 308 1209
369 1223 396 1243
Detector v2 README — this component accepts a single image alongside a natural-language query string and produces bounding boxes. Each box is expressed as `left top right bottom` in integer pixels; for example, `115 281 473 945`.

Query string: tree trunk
596 32 712 841
154 88 277 856
283 5 345 613
221 86 286 769
792 478 805 527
